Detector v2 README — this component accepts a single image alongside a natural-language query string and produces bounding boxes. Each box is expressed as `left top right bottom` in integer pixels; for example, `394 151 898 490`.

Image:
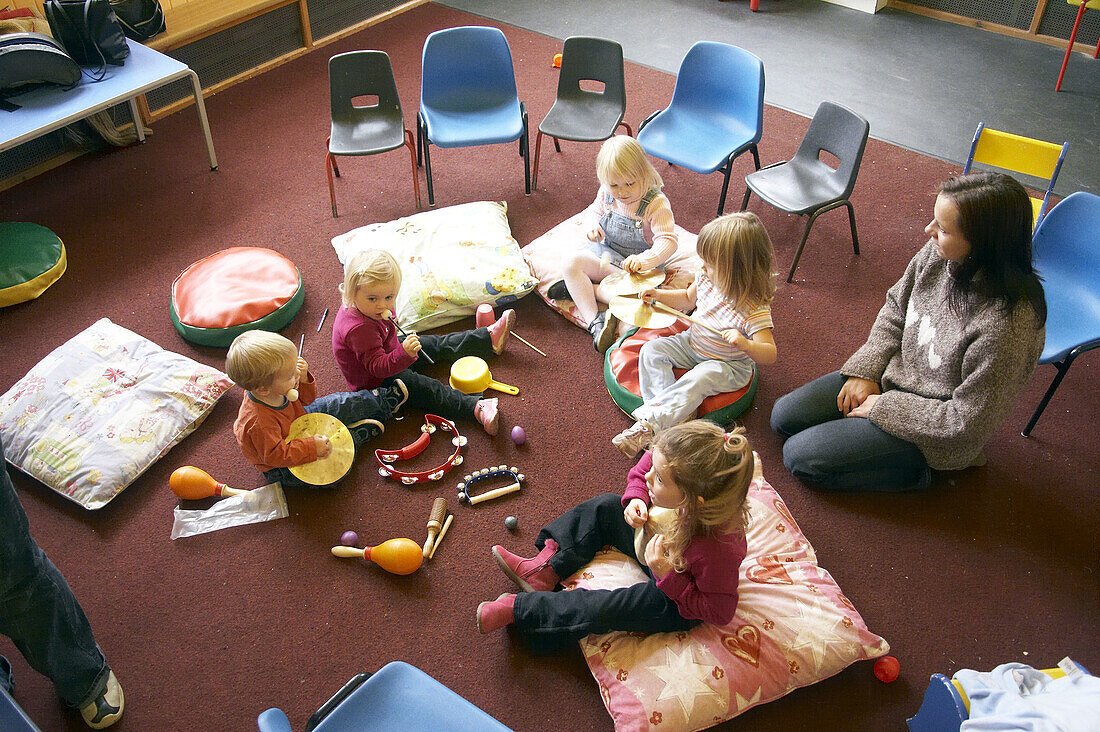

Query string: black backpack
0 32 81 100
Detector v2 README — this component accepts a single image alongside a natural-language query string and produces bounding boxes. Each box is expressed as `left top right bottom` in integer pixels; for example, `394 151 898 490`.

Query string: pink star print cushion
565 457 890 731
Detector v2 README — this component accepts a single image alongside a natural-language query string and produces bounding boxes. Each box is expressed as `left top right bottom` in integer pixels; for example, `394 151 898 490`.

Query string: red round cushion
171 247 303 347
605 321 757 423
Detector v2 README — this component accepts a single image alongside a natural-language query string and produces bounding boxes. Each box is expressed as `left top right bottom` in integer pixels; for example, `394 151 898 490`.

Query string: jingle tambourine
457 465 525 505
375 414 466 485
287 412 355 485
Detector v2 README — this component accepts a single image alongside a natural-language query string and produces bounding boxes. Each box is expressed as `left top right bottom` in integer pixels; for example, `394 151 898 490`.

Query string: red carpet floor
0 3 1096 730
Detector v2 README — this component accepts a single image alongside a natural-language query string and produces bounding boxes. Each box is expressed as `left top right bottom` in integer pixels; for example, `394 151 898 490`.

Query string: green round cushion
170 247 304 347
604 323 757 426
0 222 67 308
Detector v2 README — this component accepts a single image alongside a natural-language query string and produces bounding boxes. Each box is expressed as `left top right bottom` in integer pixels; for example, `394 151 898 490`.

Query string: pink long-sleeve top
622 452 747 626
332 305 416 391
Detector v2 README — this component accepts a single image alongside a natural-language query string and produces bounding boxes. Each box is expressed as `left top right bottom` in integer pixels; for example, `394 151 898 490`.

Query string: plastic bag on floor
170 482 288 539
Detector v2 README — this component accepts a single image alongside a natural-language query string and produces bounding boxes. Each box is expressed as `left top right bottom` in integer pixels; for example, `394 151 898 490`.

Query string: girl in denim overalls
549 136 678 352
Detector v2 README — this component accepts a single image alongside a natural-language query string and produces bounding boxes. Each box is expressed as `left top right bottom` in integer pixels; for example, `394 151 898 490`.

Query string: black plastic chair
532 36 631 190
326 50 420 217
741 101 869 282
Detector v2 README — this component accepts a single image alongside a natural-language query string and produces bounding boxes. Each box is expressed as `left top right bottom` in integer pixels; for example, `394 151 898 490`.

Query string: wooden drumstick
634 296 727 338
384 309 434 364
422 497 448 558
468 482 522 506
428 513 453 559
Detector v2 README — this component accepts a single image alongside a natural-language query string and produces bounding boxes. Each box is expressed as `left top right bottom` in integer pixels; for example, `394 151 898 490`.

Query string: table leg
187 69 218 170
127 98 146 143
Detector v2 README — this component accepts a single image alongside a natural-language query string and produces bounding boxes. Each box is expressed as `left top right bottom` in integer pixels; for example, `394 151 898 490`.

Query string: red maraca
170 466 245 499
330 538 424 575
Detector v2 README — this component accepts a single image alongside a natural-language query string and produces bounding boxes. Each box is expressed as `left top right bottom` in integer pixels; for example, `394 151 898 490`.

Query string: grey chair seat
329 113 407 156
538 96 624 142
742 160 850 215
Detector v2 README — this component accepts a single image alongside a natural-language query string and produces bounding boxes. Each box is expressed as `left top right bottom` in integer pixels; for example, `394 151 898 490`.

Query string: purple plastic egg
340 530 359 547
510 425 527 445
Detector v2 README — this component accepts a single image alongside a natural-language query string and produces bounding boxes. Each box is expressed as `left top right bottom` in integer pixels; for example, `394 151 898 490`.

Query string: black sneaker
547 280 570 301
588 311 618 354
79 670 123 729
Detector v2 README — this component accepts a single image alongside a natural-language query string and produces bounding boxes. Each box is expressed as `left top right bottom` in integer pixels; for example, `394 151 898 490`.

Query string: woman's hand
838 377 881 415
402 334 421 357
624 498 649 528
847 393 880 419
644 534 672 579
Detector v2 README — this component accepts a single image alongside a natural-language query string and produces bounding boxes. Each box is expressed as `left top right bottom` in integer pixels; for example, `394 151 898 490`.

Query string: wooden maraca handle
331 545 364 558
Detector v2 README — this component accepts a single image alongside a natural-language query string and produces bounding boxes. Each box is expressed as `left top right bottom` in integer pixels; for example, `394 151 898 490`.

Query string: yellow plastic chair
962 123 1068 228
1055 0 1100 91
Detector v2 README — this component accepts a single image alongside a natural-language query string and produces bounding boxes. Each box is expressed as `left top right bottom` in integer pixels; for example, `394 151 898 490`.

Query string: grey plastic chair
741 101 869 282
326 50 420 217
532 36 631 190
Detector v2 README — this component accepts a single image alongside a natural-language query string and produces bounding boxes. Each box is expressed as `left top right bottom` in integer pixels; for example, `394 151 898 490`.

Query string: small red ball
873 655 900 683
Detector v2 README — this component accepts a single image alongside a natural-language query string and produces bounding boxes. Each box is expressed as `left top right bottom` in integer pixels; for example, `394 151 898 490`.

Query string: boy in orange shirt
227 330 406 488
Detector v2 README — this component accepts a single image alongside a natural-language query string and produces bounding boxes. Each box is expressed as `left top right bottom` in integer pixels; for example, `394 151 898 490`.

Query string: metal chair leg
740 187 752 211
617 121 634 137
717 163 733 216
532 130 544 191
403 129 422 209
326 151 339 218
845 199 860 255
1022 356 1075 436
1056 1 1089 91
787 215 815 282
521 107 530 196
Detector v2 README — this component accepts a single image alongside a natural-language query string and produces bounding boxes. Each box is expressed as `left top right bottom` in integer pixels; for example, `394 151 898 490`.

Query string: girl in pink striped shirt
613 212 778 457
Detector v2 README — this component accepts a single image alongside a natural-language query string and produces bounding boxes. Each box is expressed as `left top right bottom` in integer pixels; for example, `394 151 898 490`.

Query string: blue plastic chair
256 662 512 732
1021 191 1100 436
417 26 529 207
636 41 764 217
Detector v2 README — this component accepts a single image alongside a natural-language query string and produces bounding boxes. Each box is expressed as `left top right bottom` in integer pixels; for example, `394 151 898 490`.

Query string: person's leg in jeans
0 446 112 713
418 328 494 362
771 371 928 491
387 370 480 423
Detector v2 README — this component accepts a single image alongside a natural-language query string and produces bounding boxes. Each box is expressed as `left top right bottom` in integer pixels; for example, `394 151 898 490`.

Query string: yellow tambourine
286 412 354 485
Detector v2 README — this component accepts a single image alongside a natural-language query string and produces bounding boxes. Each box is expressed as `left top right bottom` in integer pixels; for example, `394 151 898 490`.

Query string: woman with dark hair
770 172 1046 491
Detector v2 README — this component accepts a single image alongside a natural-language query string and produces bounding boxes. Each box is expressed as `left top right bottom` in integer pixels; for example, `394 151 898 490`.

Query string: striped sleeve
636 193 678 270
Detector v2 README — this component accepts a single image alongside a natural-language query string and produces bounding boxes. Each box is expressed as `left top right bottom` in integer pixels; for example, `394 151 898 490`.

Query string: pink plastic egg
511 425 527 445
340 531 359 547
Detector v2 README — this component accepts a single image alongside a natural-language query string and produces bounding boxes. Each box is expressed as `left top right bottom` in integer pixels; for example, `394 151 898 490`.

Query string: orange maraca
170 466 245 500
330 538 423 575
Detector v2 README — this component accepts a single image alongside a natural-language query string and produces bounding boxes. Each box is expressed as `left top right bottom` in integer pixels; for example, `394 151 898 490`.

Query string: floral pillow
0 318 232 509
521 203 703 328
331 200 538 332
567 458 890 732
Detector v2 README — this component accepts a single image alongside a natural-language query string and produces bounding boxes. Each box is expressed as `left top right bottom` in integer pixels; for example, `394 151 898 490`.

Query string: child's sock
492 538 560 592
476 593 516 633
489 309 516 354
475 398 499 435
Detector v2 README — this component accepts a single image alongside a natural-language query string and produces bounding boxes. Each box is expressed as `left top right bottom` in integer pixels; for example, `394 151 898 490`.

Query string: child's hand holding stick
384 309 434 364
